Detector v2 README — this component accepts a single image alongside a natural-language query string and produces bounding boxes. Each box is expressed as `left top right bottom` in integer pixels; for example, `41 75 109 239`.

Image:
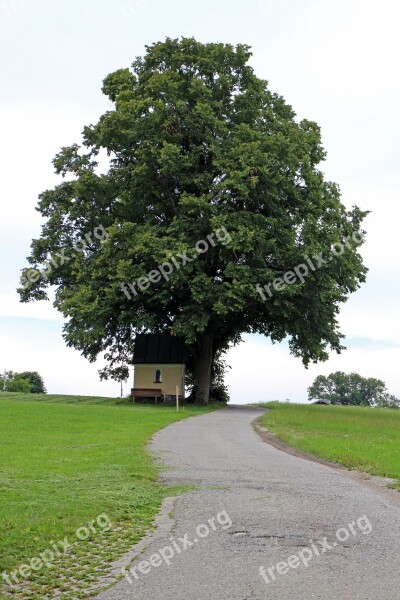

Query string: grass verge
0 393 217 599
259 402 400 488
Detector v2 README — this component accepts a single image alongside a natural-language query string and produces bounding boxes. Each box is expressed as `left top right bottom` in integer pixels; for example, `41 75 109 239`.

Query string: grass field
0 393 215 599
259 403 400 487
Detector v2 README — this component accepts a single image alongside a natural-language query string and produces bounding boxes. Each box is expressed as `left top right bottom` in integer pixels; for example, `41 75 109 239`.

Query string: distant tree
0 370 16 391
375 393 400 409
356 376 387 406
0 371 32 393
18 371 47 394
308 372 399 408
308 372 343 404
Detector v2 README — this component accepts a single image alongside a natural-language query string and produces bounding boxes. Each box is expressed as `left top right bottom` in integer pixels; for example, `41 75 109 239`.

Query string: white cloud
0 292 62 321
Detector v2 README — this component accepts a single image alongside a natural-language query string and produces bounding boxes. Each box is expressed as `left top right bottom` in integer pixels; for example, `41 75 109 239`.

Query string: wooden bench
131 388 163 403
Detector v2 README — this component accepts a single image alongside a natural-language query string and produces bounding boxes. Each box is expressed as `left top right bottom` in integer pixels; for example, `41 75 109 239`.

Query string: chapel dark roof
132 334 189 364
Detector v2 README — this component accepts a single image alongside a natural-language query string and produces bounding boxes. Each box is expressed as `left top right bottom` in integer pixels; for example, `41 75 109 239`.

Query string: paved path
97 406 400 599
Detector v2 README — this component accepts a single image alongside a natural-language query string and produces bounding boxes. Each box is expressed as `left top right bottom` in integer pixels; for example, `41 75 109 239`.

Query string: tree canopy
308 372 399 408
19 37 367 403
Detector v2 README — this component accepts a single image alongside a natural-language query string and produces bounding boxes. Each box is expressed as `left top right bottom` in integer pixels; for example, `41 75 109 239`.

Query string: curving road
96 405 400 600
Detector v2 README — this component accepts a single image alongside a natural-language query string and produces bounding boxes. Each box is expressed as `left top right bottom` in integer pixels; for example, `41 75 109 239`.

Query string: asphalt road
96 405 400 600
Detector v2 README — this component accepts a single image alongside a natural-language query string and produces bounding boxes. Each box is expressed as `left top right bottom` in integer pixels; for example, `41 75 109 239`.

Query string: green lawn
0 393 215 599
259 402 400 487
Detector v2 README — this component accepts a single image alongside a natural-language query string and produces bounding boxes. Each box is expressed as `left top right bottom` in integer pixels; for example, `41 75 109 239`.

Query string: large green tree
19 38 367 404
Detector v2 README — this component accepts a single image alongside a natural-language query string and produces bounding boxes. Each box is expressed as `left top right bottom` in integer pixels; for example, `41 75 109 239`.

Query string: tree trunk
193 331 213 405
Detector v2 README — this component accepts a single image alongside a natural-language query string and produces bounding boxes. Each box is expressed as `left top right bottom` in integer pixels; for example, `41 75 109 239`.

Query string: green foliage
0 370 32 393
209 352 230 403
375 393 400 409
6 377 31 393
0 370 46 394
19 371 47 394
308 371 399 408
209 383 230 404
18 37 368 403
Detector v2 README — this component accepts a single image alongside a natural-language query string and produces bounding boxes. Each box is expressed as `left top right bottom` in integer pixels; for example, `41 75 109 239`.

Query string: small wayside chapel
131 333 188 403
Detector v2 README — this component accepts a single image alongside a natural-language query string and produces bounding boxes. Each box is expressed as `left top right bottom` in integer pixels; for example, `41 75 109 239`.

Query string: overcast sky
0 0 399 403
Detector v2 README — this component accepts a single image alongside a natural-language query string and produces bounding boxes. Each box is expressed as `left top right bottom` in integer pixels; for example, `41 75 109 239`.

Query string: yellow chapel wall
133 364 185 396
